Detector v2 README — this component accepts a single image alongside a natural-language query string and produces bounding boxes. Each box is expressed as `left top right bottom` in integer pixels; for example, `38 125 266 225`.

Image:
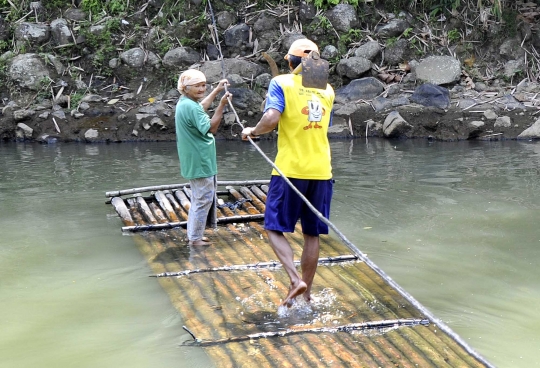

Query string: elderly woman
175 69 231 246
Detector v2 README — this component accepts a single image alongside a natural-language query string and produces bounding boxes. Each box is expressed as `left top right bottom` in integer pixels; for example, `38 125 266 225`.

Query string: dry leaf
108 98 119 105
399 62 411 72
464 56 475 67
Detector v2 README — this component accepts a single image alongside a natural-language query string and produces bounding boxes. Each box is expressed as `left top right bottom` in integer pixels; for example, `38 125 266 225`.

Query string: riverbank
2 1 540 143
4 80 540 143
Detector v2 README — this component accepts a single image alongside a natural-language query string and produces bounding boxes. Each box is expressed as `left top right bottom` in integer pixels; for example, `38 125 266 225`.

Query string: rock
322 45 338 60
109 58 121 69
9 53 51 90
467 120 485 139
199 59 264 84
253 13 277 33
299 1 317 22
335 77 385 103
216 11 235 30
504 59 525 79
518 118 540 139
45 54 66 74
120 48 148 68
52 110 66 120
228 87 264 111
224 23 250 48
255 73 272 89
14 109 36 121
375 18 409 38
325 4 359 33
64 8 86 21
410 83 450 109
82 94 102 102
16 123 33 139
484 109 498 120
89 25 105 35
415 56 461 85
336 57 372 79
84 128 99 140
500 38 522 60
384 38 408 65
354 41 381 61
163 47 201 68
383 111 412 138
15 22 50 45
50 19 71 46
494 116 511 128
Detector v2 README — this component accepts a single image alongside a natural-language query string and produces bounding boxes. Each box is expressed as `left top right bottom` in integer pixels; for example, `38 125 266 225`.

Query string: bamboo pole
149 202 168 223
151 255 359 277
136 196 158 224
154 190 180 222
164 191 189 220
121 214 265 232
110 196 135 226
105 180 270 198
185 319 429 346
238 186 266 213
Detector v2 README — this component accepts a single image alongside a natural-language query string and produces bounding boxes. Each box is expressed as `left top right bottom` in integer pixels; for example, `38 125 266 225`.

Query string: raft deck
106 181 492 367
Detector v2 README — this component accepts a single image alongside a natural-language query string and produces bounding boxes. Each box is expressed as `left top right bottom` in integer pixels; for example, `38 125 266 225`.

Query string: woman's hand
215 79 229 92
220 91 232 106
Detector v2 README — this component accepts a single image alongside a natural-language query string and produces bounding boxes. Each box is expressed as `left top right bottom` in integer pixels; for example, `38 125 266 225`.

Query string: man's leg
301 234 320 302
266 229 307 307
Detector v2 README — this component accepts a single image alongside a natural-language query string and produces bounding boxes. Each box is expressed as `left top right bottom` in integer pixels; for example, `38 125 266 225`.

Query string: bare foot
303 293 312 303
185 236 210 243
188 239 211 246
281 281 307 308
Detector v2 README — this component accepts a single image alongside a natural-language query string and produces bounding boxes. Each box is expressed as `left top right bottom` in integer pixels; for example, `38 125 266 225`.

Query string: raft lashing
105 180 492 368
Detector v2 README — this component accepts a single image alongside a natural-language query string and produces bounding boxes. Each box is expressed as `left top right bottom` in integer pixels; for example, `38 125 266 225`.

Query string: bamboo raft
105 180 493 368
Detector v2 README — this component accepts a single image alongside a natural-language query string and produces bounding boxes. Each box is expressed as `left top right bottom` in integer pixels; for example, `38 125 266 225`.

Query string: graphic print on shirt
301 94 325 130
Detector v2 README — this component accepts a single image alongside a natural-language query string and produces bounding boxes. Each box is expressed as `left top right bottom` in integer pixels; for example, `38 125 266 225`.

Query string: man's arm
241 108 281 138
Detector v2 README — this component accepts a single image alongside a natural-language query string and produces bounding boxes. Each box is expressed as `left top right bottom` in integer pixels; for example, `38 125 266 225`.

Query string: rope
203 2 494 367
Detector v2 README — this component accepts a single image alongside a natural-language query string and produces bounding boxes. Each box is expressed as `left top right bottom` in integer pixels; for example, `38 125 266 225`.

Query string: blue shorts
264 176 333 236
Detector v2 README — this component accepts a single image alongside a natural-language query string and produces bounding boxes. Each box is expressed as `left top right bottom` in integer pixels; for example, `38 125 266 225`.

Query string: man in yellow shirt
242 38 335 307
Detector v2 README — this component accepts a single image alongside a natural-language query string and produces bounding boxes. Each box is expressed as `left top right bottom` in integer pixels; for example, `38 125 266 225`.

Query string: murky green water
1 139 539 367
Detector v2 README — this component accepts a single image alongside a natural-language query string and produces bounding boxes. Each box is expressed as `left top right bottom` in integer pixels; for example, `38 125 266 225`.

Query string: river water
1 139 539 368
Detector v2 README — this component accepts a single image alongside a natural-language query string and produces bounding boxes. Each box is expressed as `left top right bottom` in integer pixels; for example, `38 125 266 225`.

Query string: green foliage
339 28 363 46
70 92 85 107
81 0 126 16
447 29 461 43
43 0 71 11
0 40 8 53
386 37 398 47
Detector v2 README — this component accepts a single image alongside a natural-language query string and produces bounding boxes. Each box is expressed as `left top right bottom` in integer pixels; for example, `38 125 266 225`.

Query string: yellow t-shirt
265 74 335 180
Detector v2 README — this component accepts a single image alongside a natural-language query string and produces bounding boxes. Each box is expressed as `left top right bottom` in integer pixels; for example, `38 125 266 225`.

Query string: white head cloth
177 69 206 95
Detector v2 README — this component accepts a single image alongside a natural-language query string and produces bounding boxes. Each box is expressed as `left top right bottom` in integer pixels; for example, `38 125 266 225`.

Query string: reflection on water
1 139 539 367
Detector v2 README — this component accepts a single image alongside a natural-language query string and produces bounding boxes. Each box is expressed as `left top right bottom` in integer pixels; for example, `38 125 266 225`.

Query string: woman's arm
201 79 228 111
